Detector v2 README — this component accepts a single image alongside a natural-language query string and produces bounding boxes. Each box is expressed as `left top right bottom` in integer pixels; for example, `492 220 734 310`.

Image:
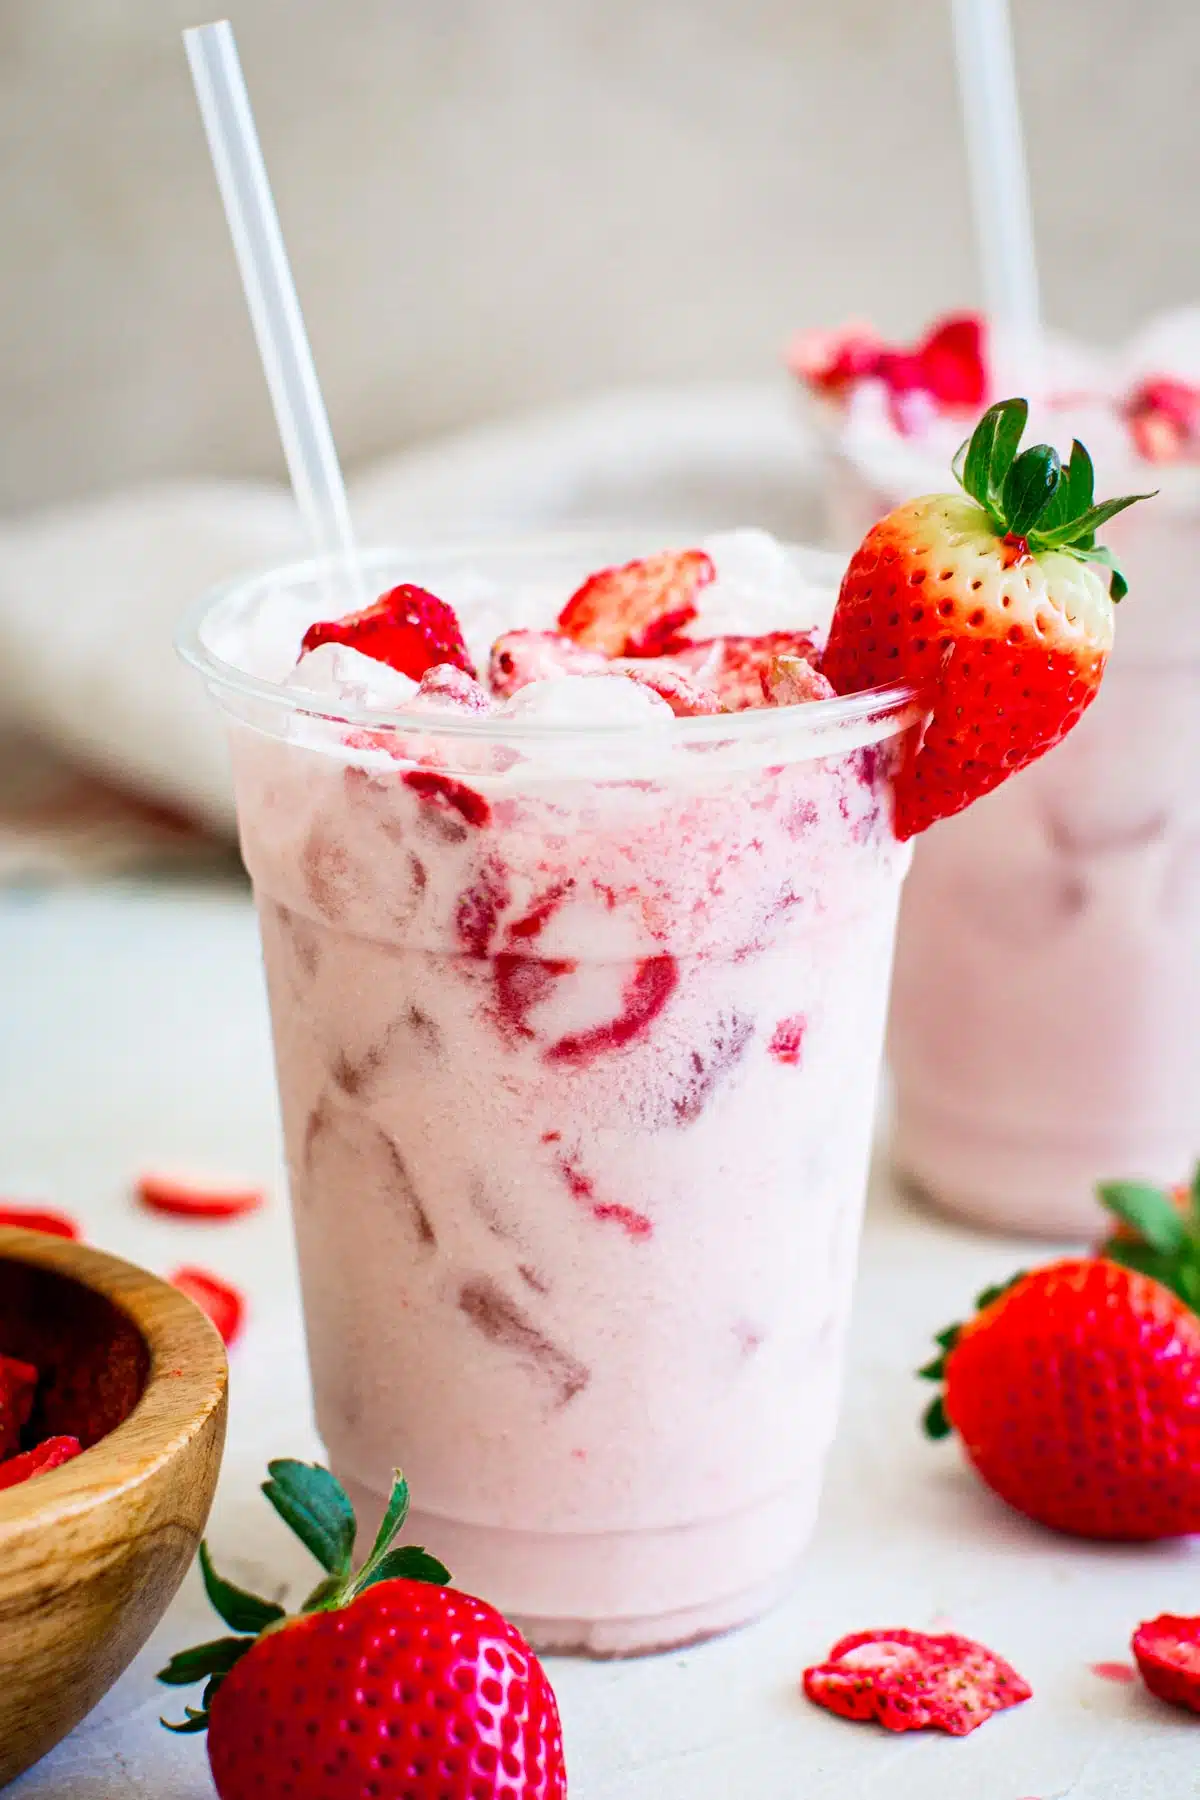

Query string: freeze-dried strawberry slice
413 662 493 712
666 630 822 712
765 654 836 706
170 1268 245 1345
0 1203 80 1239
301 584 475 682
137 1173 265 1221
488 631 609 698
0 1435 82 1491
803 1627 1031 1736
1132 1614 1200 1715
0 1354 38 1460
1125 377 1200 464
610 662 723 716
557 550 714 657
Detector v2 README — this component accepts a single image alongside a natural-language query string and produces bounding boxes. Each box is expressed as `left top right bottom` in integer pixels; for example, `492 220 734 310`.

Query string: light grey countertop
2 880 1195 1799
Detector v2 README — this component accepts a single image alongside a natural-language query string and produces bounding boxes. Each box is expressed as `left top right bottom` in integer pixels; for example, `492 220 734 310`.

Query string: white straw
950 0 1041 366
185 20 361 596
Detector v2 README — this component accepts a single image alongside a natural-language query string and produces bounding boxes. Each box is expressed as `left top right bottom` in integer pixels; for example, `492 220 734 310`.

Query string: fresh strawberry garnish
0 1435 82 1491
920 1181 1200 1538
0 1354 37 1460
170 1268 245 1346
802 1627 1030 1736
160 1461 566 1800
1125 376 1200 464
789 312 987 427
1132 1615 1200 1715
556 549 714 657
301 584 475 683
823 397 1152 838
0 1204 81 1239
138 1173 265 1221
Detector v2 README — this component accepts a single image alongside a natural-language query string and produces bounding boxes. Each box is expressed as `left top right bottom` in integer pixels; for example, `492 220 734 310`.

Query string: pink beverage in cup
792 311 1200 1237
181 532 919 1655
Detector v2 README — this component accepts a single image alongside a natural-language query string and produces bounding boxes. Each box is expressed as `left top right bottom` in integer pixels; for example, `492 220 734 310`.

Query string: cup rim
177 539 922 748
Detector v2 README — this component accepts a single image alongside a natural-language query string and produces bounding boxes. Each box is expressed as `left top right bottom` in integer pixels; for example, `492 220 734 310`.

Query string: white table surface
2 878 1196 1800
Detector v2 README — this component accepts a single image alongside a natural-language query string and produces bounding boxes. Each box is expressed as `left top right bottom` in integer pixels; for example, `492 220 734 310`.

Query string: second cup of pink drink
796 314 1200 1239
182 535 918 1654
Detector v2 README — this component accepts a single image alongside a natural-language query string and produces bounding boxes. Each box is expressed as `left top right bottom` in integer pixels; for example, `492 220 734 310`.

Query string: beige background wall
1 0 1197 514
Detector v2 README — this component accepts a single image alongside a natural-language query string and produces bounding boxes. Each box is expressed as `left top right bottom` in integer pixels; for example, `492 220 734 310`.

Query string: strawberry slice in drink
822 396 1152 839
301 583 475 682
556 549 714 657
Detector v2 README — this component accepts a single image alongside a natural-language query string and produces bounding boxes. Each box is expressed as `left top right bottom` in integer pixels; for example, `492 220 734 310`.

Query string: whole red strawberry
822 398 1151 838
160 1461 566 1800
920 1173 1200 1539
301 583 476 682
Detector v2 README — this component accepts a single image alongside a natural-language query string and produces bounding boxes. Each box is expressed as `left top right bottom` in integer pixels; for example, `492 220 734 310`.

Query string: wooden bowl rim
0 1226 228 1540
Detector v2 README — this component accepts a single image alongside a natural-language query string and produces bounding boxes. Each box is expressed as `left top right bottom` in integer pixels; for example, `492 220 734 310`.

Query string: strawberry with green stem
161 1459 565 1799
918 1166 1200 1540
822 397 1153 838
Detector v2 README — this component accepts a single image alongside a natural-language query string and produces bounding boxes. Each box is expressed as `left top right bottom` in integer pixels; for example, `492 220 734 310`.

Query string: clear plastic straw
184 19 362 602
950 0 1041 382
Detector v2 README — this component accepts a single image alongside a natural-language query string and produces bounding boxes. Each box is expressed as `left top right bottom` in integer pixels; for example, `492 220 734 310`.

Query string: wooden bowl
0 1226 228 1787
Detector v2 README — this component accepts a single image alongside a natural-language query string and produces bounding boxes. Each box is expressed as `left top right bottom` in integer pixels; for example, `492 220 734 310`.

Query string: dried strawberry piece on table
557 549 714 657
300 584 475 682
0 1435 82 1491
170 1268 245 1346
137 1173 265 1221
0 1354 37 1460
0 1204 81 1239
803 1627 1031 1736
1132 1614 1200 1715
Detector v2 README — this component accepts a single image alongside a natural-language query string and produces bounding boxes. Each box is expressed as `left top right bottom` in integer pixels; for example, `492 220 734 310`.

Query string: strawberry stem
160 1462 451 1734
1098 1166 1200 1313
953 397 1154 598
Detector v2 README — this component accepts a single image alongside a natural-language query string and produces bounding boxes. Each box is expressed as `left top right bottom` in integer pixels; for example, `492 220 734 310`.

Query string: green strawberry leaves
262 1459 357 1578
160 1462 451 1734
355 1545 453 1594
198 1541 285 1634
1099 1165 1200 1313
918 1272 1027 1442
953 397 1153 596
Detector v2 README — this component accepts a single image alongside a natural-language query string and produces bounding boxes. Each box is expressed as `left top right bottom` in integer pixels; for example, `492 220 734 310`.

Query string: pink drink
182 538 917 1653
804 316 1200 1237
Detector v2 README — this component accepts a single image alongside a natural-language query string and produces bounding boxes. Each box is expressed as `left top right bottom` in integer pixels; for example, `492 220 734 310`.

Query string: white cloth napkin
0 383 820 837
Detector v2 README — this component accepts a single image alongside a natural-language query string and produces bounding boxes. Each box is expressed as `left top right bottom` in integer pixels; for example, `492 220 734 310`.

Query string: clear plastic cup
817 408 1200 1239
181 538 919 1654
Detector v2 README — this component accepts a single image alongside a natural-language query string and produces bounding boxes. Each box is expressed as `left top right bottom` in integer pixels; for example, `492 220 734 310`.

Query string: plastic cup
180 536 919 1653
815 404 1200 1239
